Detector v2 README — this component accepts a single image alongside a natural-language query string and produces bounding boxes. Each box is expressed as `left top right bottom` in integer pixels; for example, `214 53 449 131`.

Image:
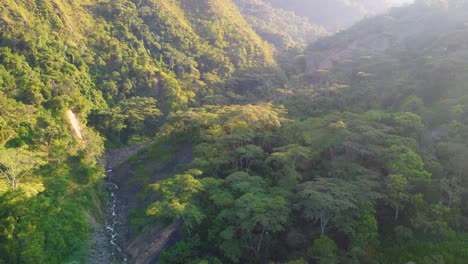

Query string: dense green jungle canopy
1 0 468 263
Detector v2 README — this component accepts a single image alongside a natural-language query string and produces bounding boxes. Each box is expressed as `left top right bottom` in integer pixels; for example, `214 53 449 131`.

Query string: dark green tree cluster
144 2 468 264
233 0 327 50
152 104 464 263
0 0 278 262
3 0 468 263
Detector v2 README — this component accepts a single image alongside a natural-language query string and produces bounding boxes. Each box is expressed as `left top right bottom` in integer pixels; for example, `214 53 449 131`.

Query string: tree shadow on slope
110 141 193 263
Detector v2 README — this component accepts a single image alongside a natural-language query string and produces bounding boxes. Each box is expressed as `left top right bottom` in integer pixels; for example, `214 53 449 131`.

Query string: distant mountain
264 0 413 31
233 0 328 50
301 1 468 110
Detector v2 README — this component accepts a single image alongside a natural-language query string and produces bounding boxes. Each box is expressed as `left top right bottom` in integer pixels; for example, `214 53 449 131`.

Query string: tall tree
146 173 204 234
0 147 46 190
296 178 359 235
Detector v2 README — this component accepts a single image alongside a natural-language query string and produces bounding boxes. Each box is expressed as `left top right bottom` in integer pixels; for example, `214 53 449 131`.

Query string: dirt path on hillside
67 110 83 140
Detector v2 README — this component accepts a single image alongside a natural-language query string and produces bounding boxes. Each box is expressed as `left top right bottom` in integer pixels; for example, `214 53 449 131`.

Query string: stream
104 168 128 263
88 142 182 263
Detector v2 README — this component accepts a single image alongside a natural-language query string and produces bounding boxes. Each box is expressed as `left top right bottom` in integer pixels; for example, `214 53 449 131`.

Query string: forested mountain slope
233 0 327 50
303 1 468 113
2 0 468 264
0 0 279 263
149 1 468 263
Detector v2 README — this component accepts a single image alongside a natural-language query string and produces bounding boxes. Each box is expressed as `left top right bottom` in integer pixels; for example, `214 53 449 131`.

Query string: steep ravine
88 143 193 264
88 143 151 264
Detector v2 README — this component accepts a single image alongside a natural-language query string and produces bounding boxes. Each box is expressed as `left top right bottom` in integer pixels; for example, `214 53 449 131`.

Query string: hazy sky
386 0 414 6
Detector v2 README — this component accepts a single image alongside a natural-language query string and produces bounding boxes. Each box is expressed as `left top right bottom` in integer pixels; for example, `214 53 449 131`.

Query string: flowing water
88 142 163 263
104 169 128 263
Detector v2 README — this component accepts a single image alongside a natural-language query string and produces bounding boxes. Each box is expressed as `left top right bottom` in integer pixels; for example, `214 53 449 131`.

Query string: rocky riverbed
88 143 151 264
88 142 191 264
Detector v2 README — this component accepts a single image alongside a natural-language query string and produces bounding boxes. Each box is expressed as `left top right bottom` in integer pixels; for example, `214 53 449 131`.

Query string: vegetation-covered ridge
149 2 468 264
233 0 327 50
2 0 468 264
0 0 280 262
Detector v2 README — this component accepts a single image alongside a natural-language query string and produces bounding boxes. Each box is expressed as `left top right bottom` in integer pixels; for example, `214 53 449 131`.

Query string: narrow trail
88 142 152 264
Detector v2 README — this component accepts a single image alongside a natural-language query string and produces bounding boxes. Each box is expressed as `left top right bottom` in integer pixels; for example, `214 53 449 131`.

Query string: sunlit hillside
1 0 468 264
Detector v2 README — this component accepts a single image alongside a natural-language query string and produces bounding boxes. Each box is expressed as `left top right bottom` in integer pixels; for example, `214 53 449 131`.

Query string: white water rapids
104 169 128 263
